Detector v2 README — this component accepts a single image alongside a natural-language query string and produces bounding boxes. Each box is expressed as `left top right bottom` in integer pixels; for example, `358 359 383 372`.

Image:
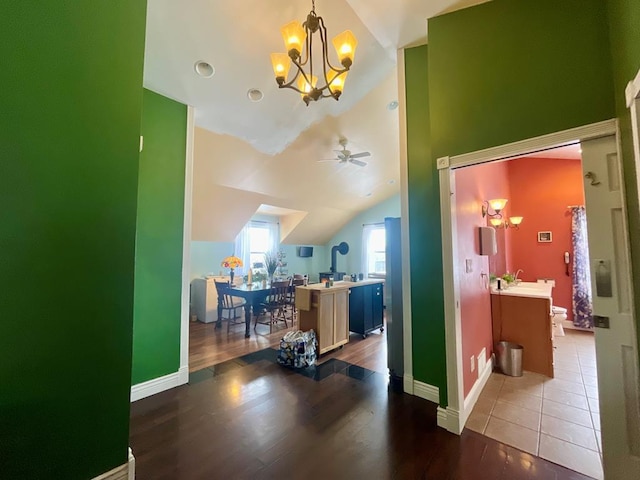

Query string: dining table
224 281 276 338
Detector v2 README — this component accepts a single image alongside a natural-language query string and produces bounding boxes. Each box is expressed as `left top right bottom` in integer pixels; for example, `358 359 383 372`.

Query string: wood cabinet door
317 293 335 353
334 289 349 344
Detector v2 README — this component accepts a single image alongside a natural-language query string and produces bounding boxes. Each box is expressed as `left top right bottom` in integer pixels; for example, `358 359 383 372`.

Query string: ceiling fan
318 138 370 167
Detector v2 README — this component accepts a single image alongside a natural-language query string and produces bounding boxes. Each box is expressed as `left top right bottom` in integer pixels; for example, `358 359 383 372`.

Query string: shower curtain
571 206 594 328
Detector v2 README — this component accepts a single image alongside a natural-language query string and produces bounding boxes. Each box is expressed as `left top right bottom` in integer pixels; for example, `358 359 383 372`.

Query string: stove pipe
330 242 349 273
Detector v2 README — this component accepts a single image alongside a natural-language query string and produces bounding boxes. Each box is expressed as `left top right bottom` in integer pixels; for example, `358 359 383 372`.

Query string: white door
582 135 640 479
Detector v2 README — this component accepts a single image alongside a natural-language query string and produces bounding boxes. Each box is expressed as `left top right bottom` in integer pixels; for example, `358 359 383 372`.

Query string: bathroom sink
491 282 553 298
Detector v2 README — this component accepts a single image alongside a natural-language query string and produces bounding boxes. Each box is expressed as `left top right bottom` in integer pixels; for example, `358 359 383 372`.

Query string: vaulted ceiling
143 0 490 244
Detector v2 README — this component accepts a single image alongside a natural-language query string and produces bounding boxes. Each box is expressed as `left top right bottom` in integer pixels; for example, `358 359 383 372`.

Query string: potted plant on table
264 250 280 283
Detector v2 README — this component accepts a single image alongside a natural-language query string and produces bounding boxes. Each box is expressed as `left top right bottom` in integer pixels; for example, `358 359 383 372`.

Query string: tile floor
466 330 603 479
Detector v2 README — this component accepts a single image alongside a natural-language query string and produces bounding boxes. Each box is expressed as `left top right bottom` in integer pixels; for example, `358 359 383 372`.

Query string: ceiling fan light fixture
270 0 356 105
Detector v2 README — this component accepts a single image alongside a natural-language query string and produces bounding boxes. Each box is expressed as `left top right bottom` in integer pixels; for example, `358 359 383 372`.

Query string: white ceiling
143 0 489 244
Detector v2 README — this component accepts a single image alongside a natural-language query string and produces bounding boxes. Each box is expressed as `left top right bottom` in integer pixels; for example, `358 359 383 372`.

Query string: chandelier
270 0 358 105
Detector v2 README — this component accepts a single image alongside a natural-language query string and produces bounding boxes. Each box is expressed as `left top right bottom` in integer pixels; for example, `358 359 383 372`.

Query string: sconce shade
490 218 504 227
329 71 348 94
281 20 306 58
332 30 358 68
509 216 523 226
488 198 508 212
270 53 292 83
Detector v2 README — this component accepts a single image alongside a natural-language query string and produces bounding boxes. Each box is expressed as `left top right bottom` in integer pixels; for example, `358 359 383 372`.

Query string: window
235 220 279 274
362 223 385 277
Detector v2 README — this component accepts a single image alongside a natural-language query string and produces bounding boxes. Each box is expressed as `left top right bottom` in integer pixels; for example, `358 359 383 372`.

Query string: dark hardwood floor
189 312 387 373
131 348 592 479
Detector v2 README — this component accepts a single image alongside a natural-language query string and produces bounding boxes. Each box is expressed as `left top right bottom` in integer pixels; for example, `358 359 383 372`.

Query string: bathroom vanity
490 282 554 377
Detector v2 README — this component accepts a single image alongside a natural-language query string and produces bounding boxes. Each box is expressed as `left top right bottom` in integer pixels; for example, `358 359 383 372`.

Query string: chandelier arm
317 16 335 97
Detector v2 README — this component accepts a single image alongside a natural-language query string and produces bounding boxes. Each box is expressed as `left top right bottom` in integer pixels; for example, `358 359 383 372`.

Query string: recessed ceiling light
387 100 399 110
247 88 264 102
194 61 215 78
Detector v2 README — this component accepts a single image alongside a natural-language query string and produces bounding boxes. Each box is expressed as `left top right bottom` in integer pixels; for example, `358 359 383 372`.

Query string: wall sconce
482 198 508 218
482 199 523 229
490 216 524 229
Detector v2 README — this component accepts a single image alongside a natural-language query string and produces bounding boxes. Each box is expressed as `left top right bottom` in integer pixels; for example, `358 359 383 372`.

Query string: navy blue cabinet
348 282 384 337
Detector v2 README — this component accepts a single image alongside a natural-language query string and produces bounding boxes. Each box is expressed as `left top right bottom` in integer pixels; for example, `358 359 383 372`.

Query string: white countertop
490 281 553 299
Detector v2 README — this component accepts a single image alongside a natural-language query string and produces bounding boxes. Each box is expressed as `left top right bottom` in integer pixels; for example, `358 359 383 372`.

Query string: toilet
551 305 567 336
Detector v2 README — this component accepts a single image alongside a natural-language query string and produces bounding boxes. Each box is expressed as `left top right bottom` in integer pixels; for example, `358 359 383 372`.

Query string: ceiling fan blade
349 159 368 167
349 151 371 159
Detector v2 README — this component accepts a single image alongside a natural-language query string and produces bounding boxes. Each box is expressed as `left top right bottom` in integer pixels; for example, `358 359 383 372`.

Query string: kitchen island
295 279 385 354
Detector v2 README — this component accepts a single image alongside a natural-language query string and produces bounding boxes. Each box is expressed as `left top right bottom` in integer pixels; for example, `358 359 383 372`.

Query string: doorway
437 120 640 479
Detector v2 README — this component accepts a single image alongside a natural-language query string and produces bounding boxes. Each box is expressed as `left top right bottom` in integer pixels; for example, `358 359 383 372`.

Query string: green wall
606 0 640 352
327 194 401 275
132 89 187 385
406 0 616 406
0 1 147 478
405 45 448 404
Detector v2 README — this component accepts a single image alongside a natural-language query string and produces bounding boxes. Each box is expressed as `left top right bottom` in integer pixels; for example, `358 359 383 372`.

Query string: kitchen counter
295 279 384 354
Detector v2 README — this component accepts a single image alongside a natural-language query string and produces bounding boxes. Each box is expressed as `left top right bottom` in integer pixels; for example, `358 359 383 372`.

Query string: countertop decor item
264 251 280 282
221 255 243 284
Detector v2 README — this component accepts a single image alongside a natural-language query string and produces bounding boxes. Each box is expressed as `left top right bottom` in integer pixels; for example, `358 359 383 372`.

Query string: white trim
128 448 135 480
413 380 440 404
440 168 464 418
461 357 494 426
437 406 461 434
626 69 640 211
439 120 619 437
130 366 189 402
180 106 195 376
92 449 135 480
449 119 617 170
403 373 415 395
397 47 414 391
625 68 640 107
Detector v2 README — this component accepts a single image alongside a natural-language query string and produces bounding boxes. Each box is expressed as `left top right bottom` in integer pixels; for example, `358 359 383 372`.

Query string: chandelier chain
312 0 315 13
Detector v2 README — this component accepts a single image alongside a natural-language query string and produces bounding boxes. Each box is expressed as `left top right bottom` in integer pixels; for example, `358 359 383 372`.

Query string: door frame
437 119 619 434
626 68 640 204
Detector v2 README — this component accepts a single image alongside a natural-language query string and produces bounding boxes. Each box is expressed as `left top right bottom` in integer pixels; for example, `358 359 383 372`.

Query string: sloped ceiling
145 0 490 244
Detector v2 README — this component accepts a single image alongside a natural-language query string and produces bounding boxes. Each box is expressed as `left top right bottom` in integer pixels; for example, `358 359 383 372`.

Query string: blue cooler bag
277 330 317 368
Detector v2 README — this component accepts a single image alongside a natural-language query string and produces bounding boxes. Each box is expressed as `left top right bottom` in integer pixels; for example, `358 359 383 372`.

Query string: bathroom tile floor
466 330 603 479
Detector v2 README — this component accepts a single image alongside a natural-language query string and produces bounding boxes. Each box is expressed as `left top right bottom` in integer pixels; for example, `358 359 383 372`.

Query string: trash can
496 341 523 377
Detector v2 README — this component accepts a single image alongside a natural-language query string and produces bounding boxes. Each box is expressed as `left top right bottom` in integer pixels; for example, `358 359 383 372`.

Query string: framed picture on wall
538 231 553 243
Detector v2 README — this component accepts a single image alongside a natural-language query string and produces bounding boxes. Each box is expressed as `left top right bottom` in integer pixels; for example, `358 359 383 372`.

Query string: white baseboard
92 448 135 480
437 406 462 434
131 366 189 402
461 357 494 427
403 374 414 395
435 358 493 436
413 380 440 404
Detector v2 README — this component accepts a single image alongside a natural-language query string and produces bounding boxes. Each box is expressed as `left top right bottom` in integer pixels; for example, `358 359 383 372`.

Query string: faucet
514 269 524 283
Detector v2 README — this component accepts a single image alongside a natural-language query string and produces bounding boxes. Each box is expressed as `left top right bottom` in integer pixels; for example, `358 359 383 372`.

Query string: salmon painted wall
455 160 511 396
508 157 585 320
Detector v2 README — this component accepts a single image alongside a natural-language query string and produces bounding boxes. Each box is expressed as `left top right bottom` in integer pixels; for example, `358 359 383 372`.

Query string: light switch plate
465 259 473 273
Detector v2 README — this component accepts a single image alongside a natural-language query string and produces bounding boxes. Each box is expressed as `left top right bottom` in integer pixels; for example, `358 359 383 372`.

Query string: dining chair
255 280 290 331
286 276 307 322
213 280 246 333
